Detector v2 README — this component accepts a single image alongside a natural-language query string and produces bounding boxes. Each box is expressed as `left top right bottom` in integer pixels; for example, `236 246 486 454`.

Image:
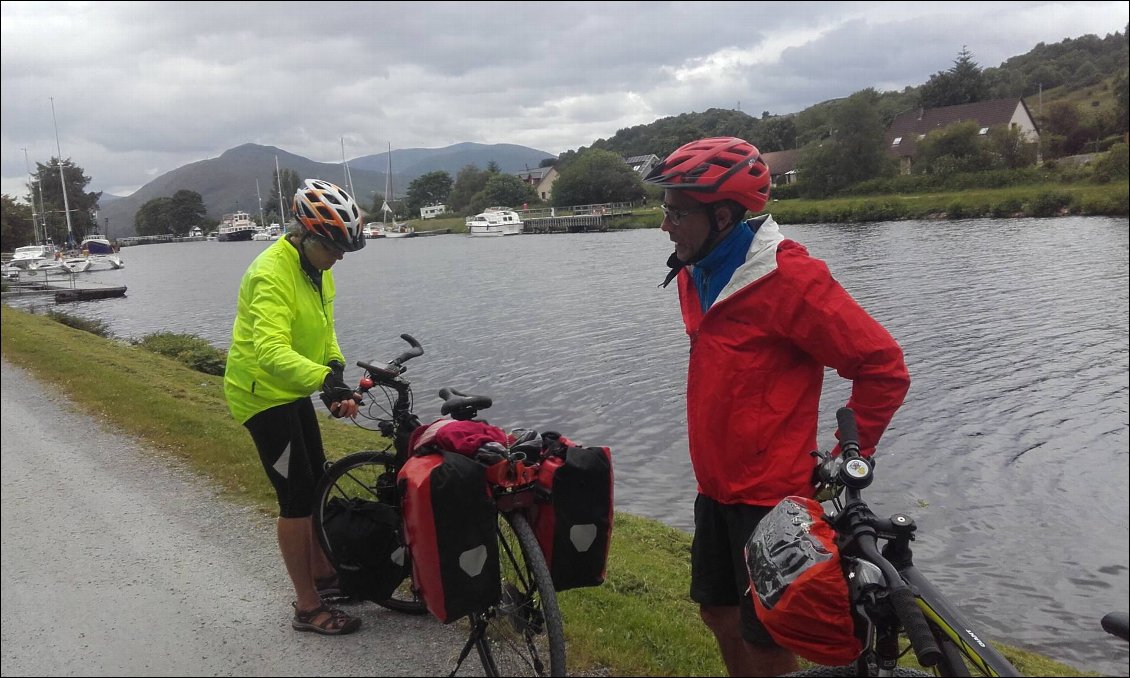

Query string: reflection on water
20 216 1129 675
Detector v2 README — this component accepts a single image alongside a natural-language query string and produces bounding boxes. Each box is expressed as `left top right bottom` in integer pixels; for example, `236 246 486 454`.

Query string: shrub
133 331 227 376
1025 191 1074 217
1091 144 1129 184
946 202 967 219
46 309 113 337
990 198 1024 218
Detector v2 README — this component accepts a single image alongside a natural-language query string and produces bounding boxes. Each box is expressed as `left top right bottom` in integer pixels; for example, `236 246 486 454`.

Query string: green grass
0 304 1102 676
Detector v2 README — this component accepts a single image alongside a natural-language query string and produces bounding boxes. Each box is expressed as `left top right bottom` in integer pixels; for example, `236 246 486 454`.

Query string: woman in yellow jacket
224 179 366 635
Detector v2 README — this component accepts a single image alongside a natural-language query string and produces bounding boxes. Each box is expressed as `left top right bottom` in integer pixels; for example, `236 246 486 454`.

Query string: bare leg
308 519 336 582
701 604 798 677
278 516 322 612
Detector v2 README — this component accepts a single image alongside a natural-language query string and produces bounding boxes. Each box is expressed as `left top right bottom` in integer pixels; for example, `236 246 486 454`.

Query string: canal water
17 215 1129 675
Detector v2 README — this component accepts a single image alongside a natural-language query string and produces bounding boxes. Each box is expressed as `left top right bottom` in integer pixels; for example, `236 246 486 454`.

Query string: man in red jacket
645 137 910 676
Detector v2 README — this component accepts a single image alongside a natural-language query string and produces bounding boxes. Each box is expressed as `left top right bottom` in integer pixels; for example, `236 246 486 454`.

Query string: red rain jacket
676 216 910 506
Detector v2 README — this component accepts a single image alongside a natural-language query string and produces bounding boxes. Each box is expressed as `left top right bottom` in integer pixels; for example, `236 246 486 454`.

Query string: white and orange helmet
292 179 365 252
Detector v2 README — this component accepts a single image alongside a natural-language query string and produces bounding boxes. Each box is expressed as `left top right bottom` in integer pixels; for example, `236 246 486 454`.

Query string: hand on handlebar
321 363 361 418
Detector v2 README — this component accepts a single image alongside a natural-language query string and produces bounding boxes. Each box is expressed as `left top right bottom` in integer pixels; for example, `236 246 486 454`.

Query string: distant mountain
350 142 554 177
97 142 554 239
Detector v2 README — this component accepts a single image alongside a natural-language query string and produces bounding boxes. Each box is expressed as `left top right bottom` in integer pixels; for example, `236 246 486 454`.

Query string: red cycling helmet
292 179 365 252
644 137 771 214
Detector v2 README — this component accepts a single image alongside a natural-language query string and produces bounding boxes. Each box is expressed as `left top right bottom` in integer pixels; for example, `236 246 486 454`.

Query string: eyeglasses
308 236 344 256
660 203 707 227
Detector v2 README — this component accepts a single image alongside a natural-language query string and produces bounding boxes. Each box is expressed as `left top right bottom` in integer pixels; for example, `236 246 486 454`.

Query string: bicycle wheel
313 450 426 615
473 511 566 677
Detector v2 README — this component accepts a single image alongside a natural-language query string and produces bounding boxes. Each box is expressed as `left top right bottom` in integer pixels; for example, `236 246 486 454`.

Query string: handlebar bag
321 496 410 603
398 450 500 623
532 445 613 591
744 496 861 666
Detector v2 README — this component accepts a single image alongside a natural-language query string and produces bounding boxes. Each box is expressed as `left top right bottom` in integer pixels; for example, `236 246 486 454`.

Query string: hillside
582 27 1127 162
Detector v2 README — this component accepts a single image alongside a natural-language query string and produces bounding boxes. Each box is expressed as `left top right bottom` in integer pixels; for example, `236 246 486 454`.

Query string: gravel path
0 357 479 677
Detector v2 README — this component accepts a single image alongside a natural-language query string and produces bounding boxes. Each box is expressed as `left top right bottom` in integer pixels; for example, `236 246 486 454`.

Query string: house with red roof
884 98 1040 174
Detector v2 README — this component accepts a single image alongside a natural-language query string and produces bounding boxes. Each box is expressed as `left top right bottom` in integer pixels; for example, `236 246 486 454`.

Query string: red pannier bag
398 449 500 623
744 496 861 666
532 443 613 591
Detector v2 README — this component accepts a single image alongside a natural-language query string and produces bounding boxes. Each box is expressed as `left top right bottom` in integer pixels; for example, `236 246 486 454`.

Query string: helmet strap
295 233 324 289
659 206 729 288
659 251 683 288
684 206 727 265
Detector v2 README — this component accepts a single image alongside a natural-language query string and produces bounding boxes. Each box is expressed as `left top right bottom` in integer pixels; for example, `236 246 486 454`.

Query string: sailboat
379 143 415 238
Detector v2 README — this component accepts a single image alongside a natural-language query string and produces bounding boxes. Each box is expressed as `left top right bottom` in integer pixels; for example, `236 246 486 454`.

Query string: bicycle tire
313 450 426 615
473 511 567 677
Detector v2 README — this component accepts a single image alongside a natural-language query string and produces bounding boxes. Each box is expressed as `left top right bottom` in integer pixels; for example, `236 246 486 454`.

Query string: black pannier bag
321 496 411 603
532 445 613 591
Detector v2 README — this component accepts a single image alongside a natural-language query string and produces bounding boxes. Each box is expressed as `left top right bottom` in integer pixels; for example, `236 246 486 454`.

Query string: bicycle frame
812 408 1023 678
901 565 1021 677
343 334 566 676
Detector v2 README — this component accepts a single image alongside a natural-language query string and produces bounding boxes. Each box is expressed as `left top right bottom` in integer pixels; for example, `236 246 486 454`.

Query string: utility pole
1036 83 1043 165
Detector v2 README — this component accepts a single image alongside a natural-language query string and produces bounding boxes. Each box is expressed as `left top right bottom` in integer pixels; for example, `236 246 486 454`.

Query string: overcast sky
1 1 1126 199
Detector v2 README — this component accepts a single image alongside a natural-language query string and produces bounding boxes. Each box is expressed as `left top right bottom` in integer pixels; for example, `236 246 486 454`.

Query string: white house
420 204 447 219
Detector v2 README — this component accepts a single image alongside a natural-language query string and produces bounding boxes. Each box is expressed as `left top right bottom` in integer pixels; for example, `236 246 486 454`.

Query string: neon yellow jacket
224 237 345 424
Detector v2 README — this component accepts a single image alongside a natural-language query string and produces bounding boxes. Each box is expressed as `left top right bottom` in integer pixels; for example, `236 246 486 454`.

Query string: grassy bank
412 181 1127 234
0 304 1099 677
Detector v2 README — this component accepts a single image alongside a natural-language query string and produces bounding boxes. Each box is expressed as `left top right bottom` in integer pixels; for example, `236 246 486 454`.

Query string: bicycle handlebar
831 407 941 667
1102 612 1130 641
356 334 424 388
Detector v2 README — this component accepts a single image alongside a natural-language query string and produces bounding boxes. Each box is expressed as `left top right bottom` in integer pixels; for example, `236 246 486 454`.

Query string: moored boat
80 234 115 255
467 208 524 237
217 211 257 242
9 244 56 269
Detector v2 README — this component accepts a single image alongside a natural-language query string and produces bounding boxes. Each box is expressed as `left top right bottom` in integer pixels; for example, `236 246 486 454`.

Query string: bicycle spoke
474 513 565 677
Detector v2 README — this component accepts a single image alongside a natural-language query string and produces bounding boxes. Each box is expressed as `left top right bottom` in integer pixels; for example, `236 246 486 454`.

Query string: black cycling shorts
244 397 327 519
690 493 779 647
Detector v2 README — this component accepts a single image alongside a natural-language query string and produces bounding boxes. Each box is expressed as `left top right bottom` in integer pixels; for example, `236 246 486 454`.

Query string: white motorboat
251 221 282 241
467 208 524 237
9 244 56 269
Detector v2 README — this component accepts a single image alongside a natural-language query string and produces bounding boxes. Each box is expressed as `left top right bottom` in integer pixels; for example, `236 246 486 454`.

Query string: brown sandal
292 603 361 635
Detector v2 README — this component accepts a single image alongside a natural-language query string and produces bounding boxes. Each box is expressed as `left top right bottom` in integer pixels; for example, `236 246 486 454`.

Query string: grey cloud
2 0 1126 197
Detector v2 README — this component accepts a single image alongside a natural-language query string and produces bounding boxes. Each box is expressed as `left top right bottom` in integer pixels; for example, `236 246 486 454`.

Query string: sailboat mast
341 137 356 198
383 142 393 225
50 97 75 248
275 155 287 224
21 147 44 245
256 179 267 231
